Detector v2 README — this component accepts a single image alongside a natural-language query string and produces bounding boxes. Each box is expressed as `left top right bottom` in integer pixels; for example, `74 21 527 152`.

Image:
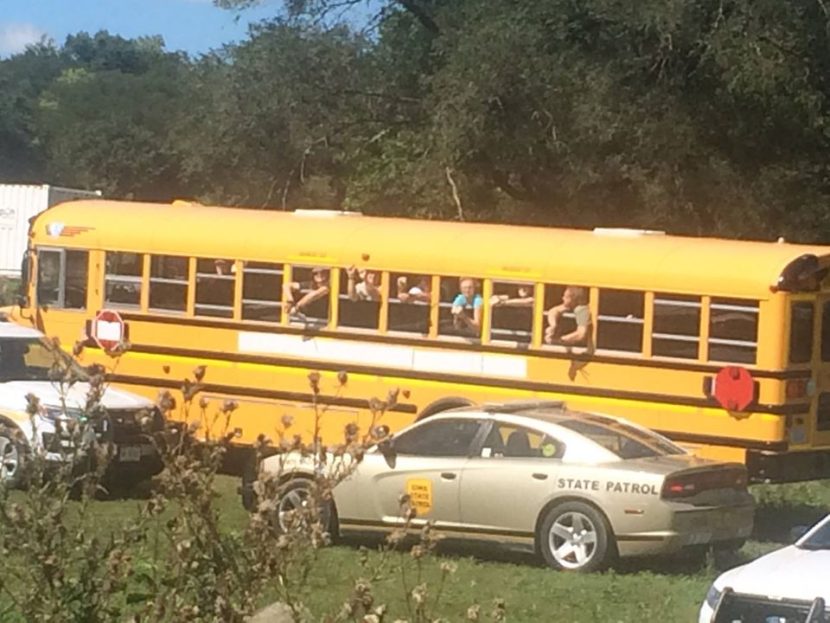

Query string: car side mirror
378 437 397 468
790 525 810 543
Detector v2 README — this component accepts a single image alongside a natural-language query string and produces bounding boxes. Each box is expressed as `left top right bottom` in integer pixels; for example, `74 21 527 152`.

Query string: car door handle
441 472 457 480
532 473 548 480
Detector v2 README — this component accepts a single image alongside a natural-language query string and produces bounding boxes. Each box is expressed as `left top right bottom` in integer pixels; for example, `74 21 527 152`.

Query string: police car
252 400 755 572
700 514 830 622
0 321 163 487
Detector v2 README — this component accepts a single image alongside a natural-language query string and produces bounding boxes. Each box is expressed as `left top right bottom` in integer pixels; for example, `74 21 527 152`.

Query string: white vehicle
699 514 830 622
0 321 163 486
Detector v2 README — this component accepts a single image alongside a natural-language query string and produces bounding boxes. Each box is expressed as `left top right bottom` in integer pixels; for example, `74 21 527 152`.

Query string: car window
557 417 682 459
480 422 563 459
0 338 87 383
801 518 830 550
393 418 482 457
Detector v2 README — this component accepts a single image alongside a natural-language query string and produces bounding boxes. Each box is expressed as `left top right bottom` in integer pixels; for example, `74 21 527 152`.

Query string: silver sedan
255 401 755 572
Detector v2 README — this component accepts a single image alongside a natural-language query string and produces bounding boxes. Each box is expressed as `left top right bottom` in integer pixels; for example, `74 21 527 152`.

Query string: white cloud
0 22 48 57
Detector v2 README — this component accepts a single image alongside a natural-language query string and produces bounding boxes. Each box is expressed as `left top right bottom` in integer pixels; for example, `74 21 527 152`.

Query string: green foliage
4 3 830 238
0 278 20 306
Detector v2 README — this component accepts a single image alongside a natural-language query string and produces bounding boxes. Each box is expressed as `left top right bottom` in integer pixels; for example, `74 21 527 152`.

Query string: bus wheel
539 501 613 572
418 397 474 420
240 451 259 511
0 424 28 489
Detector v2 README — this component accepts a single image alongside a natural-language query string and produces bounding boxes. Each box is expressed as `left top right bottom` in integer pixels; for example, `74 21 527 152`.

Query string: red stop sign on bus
713 366 756 412
92 309 125 352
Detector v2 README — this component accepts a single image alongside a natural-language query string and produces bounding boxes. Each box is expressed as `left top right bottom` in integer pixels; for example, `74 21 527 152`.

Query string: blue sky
0 0 283 58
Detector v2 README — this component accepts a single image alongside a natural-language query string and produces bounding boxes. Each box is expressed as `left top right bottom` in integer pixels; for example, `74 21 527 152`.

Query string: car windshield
0 337 88 383
557 416 685 459
799 518 830 550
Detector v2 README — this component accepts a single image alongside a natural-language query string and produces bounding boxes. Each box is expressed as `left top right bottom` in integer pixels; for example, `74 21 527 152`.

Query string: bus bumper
747 448 830 483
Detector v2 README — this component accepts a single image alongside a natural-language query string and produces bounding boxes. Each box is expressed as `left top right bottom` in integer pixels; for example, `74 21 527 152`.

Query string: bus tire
538 501 614 572
240 450 259 511
417 397 474 420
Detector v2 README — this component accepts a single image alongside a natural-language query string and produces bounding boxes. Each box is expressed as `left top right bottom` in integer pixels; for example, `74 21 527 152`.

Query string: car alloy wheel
549 511 598 569
539 501 612 572
276 478 331 534
0 428 23 487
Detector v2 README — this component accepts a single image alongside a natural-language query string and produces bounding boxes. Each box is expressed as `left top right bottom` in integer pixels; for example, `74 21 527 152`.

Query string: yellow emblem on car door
406 478 433 515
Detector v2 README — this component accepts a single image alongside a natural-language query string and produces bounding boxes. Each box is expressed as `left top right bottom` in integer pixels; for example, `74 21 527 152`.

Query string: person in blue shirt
451 277 483 334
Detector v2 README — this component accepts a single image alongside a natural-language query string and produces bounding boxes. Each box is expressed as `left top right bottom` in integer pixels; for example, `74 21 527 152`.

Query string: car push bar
711 587 827 623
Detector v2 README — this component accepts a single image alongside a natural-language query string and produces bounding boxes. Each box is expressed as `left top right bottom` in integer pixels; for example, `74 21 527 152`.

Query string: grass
5 476 828 622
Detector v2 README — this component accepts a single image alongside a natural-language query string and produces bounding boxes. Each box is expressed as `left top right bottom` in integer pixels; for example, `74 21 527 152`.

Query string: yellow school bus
9 199 830 481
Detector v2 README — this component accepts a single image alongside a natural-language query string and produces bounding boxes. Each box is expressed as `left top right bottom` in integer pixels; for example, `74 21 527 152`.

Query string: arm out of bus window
290 285 330 314
346 266 359 302
545 303 590 345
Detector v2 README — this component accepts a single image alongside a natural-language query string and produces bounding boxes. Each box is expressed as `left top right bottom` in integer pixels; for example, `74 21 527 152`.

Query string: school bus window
652 294 701 360
708 298 759 364
149 255 188 313
489 281 533 344
821 302 830 362
439 276 482 338
597 289 644 353
195 258 235 319
64 251 88 309
389 273 431 334
105 252 142 308
36 249 61 307
543 284 591 346
284 266 330 325
818 392 830 431
242 261 283 322
339 266 381 330
789 302 814 364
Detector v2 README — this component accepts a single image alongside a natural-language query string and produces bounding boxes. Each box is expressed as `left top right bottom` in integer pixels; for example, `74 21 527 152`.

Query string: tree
34 32 196 199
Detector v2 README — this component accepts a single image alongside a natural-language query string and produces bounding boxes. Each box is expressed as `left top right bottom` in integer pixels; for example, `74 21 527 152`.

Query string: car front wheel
275 478 334 538
539 501 613 572
0 424 28 489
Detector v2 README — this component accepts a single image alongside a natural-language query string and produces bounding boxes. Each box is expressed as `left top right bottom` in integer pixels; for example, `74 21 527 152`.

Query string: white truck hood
715 545 830 602
0 381 153 415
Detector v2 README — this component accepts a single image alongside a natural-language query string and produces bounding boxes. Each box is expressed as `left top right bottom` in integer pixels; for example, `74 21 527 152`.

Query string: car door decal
406 478 433 515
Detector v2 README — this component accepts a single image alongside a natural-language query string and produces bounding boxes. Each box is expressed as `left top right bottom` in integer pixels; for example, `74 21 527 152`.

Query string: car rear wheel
0 425 27 489
539 501 613 572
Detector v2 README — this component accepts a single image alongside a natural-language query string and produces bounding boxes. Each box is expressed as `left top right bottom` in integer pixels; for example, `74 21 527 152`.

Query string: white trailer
0 184 101 276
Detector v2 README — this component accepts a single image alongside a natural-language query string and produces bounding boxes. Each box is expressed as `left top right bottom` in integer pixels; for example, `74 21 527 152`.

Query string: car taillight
662 479 697 498
661 467 748 499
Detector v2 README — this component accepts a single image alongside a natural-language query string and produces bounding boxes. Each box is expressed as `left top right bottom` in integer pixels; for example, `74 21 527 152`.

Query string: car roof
443 400 624 428
0 322 45 340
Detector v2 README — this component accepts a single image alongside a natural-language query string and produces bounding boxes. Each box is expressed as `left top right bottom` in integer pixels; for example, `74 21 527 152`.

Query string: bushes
0 356 503 622
0 277 20 307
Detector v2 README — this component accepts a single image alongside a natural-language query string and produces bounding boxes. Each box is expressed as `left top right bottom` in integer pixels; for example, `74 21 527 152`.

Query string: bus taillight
786 379 808 400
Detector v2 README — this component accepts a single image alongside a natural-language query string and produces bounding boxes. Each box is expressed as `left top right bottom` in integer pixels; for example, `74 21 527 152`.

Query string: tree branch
445 166 464 221
394 0 440 35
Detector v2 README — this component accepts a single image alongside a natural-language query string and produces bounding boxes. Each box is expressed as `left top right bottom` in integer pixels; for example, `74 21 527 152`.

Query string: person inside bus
545 286 591 345
452 277 483 334
396 275 431 303
284 267 330 317
490 285 534 307
346 266 382 301
213 259 233 276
